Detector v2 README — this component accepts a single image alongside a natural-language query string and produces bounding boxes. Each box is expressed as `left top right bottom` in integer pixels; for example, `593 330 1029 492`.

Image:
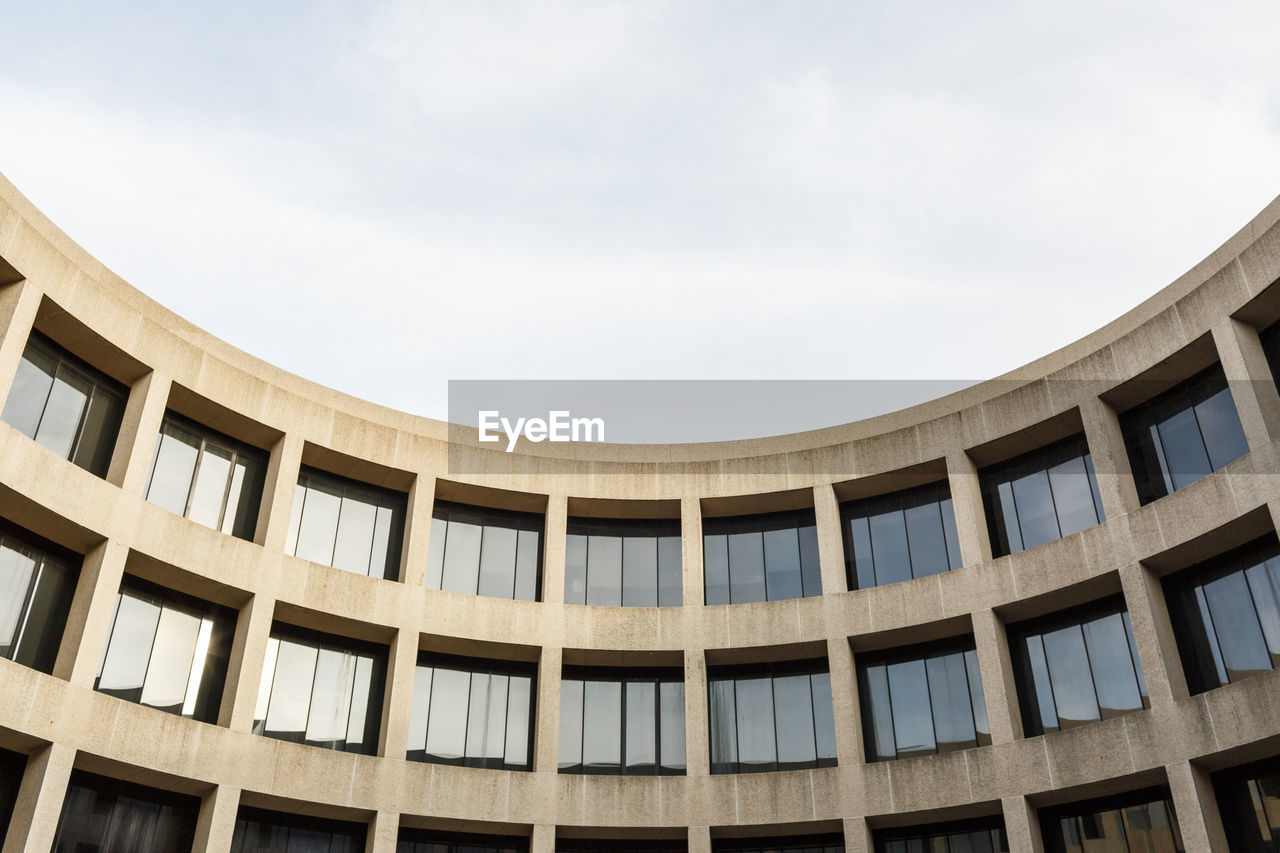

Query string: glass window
0 748 25 845
1164 536 1280 695
565 517 682 607
712 834 845 853
94 576 234 722
1212 756 1280 852
0 524 78 674
52 770 199 853
843 481 962 590
399 828 530 853
1120 363 1250 504
558 668 685 775
702 509 822 605
427 501 543 601
407 653 535 771
232 806 366 853
252 623 386 755
285 467 406 580
858 637 990 762
1 332 126 478
875 816 1009 853
707 659 837 774
557 840 687 853
980 433 1106 557
1040 787 1184 853
1009 596 1148 736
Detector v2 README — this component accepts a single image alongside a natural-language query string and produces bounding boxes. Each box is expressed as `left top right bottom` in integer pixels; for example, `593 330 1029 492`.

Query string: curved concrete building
0 171 1279 853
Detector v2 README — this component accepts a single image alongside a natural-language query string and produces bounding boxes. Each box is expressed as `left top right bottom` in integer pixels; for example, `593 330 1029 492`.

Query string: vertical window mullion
619 680 627 774
214 446 238 531
181 438 207 519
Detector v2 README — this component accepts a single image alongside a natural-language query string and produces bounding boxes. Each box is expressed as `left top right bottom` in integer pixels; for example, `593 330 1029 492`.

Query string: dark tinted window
94 576 234 723
557 838 687 852
565 517 682 607
426 501 543 601
1039 787 1184 853
286 467 406 580
1213 756 1280 852
1009 596 1148 736
708 659 837 774
0 523 79 673
876 816 1009 853
232 806 366 853
858 637 990 762
842 481 962 589
1120 363 1250 504
146 413 267 540
398 827 529 853
1164 536 1280 695
559 667 684 775
52 770 199 853
252 623 386 755
2 332 126 478
0 748 24 845
407 653 535 771
703 509 822 605
980 434 1105 557
712 834 844 852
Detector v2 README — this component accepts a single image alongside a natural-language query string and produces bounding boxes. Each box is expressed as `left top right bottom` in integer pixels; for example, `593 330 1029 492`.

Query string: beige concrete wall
0 170 1279 852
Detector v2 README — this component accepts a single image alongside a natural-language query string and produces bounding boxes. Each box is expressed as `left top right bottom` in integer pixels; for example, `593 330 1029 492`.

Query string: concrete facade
0 171 1279 852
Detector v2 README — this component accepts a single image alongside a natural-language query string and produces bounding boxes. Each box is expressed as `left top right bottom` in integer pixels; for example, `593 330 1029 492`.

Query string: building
0 170 1279 853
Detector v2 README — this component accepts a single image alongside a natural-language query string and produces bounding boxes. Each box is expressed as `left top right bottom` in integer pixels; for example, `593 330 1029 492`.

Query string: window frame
840 480 963 590
1038 785 1184 853
426 500 545 602
286 466 407 581
557 665 686 776
702 508 823 606
564 516 683 607
0 519 80 674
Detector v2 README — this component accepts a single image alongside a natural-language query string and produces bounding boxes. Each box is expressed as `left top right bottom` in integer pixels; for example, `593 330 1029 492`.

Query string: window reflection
565 517 682 607
557 840 688 853
708 659 837 774
426 501 543 601
0 523 78 674
285 468 406 580
398 827 530 853
843 481 962 590
232 806 366 853
558 668 685 775
1040 787 1184 853
702 509 822 605
1212 756 1280 851
712 834 845 853
876 816 1009 853
52 770 199 853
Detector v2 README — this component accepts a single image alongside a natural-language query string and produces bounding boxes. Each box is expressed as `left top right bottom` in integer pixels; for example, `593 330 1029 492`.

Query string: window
1009 596 1148 736
94 576 234 722
558 667 685 775
703 509 822 605
1164 536 1280 695
565 517 682 607
1040 787 1184 853
52 770 199 853
285 467 406 580
253 623 386 755
1120 363 1249 504
842 481 962 589
406 653 535 771
1 332 125 478
425 501 543 601
712 834 844 853
0 523 78 674
858 637 990 762
876 817 1009 853
145 413 267 540
980 434 1105 557
558 840 686 853
398 828 529 853
1213 756 1280 852
232 806 366 853
0 748 24 845
707 659 837 774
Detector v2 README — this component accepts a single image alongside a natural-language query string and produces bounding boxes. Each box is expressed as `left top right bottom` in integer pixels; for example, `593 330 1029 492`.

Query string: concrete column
192 784 240 853
827 637 864 764
530 823 556 853
1166 759 1228 853
684 647 710 776
971 608 1022 743
842 817 874 853
1119 562 1185 707
946 451 993 566
221 593 277 731
533 646 563 773
688 825 712 853
2 742 74 853
681 497 704 607
813 483 847 594
0 279 40 404
366 810 400 853
1080 395 1141 518
105 369 171 492
1001 795 1045 853
378 627 421 758
1213 316 1280 451
255 433 304 551
399 474 436 587
542 493 568 604
53 539 126 687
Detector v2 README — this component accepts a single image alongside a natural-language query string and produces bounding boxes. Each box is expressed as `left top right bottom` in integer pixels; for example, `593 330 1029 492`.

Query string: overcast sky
2 2 1279 436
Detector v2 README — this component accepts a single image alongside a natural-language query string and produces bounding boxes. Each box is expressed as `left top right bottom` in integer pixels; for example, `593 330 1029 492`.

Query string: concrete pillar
684 647 710 776
399 474 436 587
53 539 126 687
105 369 171 492
2 742 74 853
1080 395 1141 518
971 608 1022 743
688 825 712 853
0 279 40 405
1001 795 1045 853
221 593 277 731
192 784 240 853
255 433 303 551
1213 316 1280 451
946 451 993 566
542 493 568 605
813 483 847 595
827 637 864 764
379 627 421 758
530 823 556 853
1166 759 1228 853
842 816 874 853
366 810 400 853
533 646 563 773
1119 562 1186 707
681 497 704 607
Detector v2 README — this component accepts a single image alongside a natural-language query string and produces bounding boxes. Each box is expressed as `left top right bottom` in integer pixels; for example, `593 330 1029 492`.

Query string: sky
2 2 1279 438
